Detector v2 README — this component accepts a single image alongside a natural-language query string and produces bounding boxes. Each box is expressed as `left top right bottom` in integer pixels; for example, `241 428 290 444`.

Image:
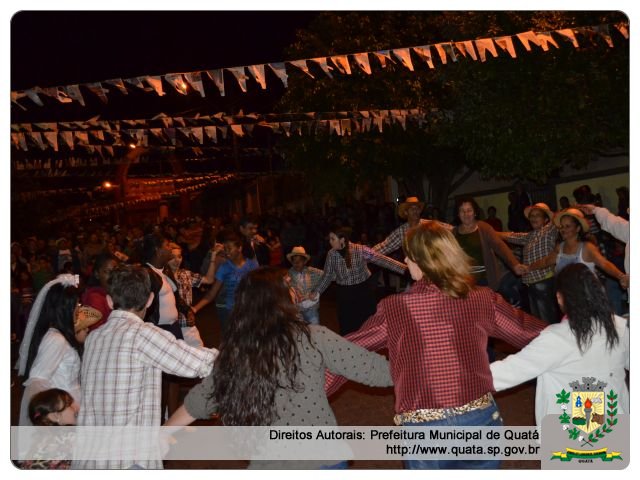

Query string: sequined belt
393 393 494 425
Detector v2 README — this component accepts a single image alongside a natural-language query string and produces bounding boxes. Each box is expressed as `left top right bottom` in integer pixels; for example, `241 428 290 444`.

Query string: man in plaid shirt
74 265 216 469
372 196 452 256
499 203 559 323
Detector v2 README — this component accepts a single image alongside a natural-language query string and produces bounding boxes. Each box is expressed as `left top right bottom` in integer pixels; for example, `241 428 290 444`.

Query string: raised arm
200 243 224 285
583 242 628 289
363 245 406 275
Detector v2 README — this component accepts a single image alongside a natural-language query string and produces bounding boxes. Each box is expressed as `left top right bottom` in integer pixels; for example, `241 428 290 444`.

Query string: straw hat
74 305 102 332
397 197 425 219
553 208 590 233
524 202 553 221
286 246 311 263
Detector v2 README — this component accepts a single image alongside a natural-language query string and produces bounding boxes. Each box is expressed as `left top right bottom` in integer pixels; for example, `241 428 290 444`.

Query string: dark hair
107 264 151 311
331 227 352 268
239 215 258 228
455 196 481 223
87 252 119 287
29 388 75 426
24 284 81 378
556 264 619 353
141 233 168 264
561 214 588 241
572 185 594 204
212 267 313 425
221 230 243 247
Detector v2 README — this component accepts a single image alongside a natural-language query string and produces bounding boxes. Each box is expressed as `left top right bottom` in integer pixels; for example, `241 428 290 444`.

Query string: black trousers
336 281 377 336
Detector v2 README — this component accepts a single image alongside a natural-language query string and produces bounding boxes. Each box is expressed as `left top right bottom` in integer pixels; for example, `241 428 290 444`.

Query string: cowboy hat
524 202 553 221
74 305 102 332
286 246 311 263
397 196 425 219
553 208 590 233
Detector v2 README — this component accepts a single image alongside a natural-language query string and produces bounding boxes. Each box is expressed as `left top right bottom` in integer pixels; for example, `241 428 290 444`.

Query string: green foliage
556 389 570 404
277 12 628 203
568 428 580 440
559 412 571 424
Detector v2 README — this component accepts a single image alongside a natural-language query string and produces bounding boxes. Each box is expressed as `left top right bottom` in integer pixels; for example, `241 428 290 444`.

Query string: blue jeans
527 277 559 324
403 398 503 470
301 308 320 325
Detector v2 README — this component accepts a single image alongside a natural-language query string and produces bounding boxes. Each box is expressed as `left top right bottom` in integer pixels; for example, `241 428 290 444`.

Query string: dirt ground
10 284 540 470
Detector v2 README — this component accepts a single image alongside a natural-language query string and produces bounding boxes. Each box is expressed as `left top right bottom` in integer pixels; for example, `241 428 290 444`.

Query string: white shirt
147 263 178 325
491 316 629 426
20 328 81 425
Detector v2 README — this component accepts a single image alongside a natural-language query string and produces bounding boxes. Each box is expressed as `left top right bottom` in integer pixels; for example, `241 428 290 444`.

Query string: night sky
11 11 318 90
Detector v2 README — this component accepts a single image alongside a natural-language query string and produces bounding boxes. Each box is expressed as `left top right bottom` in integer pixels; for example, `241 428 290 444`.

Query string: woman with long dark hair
166 267 392 468
491 263 629 425
312 227 406 335
18 275 98 425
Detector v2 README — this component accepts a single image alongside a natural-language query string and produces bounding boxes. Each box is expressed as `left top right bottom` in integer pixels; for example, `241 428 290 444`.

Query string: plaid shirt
315 242 406 294
76 309 215 469
173 268 203 328
325 281 546 412
289 266 323 305
504 223 559 284
373 219 453 255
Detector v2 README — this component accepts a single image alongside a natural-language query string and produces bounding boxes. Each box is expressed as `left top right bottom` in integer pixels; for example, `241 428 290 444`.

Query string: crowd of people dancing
11 183 629 469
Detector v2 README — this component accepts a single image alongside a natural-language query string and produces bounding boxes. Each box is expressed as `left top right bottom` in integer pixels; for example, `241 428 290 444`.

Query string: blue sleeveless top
555 242 596 274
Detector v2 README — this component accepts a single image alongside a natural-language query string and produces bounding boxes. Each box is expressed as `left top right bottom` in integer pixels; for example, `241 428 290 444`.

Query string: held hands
619 274 630 290
514 263 529 276
577 204 596 215
186 309 196 327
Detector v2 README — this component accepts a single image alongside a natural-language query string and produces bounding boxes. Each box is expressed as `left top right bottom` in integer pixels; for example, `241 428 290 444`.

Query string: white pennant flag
594 25 614 48
268 62 289 87
392 48 414 71
556 28 580 48
516 31 541 51
443 44 457 63
104 146 114 157
105 78 129 95
29 131 46 150
494 36 517 58
85 82 108 103
280 122 291 137
536 32 560 51
17 133 28 151
309 58 334 78
206 70 225 96
59 131 74 149
25 88 44 106
412 46 435 69
613 22 629 39
190 127 204 144
331 55 352 75
184 72 206 97
474 38 499 62
204 126 217 143
230 124 244 137
352 53 372 74
74 131 89 146
165 73 189 95
434 44 448 64
288 60 314 78
340 119 352 136
226 67 248 92
146 76 165 96
372 50 395 68
329 120 341 136
218 126 228 140
247 65 267 89
44 132 59 151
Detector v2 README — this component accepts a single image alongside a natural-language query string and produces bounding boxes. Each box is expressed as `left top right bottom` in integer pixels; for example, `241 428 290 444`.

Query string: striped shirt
325 280 546 412
372 219 453 255
172 269 203 328
503 223 559 284
315 242 406 294
75 309 215 469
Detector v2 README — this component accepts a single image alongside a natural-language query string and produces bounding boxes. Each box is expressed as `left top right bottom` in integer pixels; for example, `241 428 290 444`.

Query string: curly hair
556 263 619 352
212 267 313 425
403 222 474 298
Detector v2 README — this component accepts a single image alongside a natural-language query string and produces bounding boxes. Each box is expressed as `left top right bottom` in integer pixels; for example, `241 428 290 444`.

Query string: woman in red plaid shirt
326 222 546 469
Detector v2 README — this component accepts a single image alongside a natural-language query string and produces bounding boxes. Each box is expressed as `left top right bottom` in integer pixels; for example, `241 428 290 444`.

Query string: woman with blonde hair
326 222 547 469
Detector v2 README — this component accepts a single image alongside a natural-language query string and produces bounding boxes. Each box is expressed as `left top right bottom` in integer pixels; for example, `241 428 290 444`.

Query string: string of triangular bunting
11 22 628 110
11 108 445 154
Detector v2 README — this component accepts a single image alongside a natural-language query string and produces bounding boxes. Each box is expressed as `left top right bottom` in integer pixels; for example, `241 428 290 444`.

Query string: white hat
286 246 311 263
